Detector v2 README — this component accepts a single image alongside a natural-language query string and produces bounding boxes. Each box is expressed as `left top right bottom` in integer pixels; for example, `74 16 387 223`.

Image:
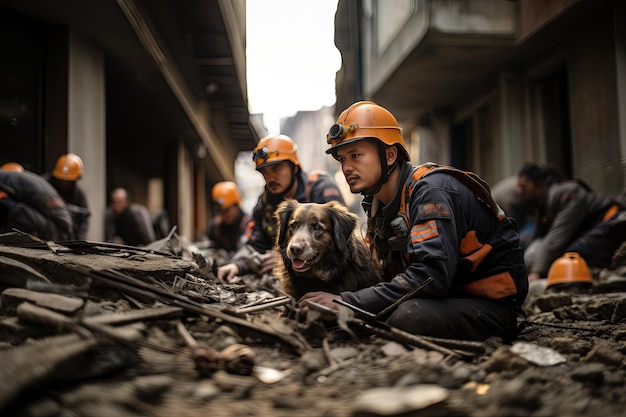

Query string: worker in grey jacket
518 169 626 281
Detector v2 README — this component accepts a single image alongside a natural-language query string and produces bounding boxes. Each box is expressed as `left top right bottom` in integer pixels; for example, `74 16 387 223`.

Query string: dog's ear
275 199 299 247
326 201 356 253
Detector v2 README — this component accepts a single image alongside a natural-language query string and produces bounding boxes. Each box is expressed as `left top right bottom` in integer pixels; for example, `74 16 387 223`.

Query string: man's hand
528 272 542 282
298 291 342 315
258 249 280 275
218 263 240 282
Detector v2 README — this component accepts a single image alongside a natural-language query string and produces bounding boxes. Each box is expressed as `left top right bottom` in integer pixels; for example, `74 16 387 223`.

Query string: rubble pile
0 232 625 417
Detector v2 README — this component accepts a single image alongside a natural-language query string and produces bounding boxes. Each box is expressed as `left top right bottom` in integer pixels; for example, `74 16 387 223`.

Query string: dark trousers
386 297 520 342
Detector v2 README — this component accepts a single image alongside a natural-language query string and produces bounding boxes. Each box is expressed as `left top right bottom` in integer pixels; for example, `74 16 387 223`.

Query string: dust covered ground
0 234 625 417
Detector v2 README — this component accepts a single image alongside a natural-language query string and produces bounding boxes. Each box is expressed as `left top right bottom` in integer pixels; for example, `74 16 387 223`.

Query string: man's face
335 140 382 194
517 174 543 203
219 205 239 225
110 191 129 214
258 161 293 195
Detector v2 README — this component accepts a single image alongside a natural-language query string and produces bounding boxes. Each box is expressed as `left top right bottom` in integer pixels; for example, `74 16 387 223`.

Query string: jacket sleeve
532 185 588 276
245 195 275 253
131 205 156 245
341 179 459 313
76 186 89 209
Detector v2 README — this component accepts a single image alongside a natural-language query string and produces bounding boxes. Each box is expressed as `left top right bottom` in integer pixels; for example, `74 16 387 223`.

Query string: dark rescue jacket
0 170 74 240
207 209 251 253
341 162 528 314
42 173 91 240
232 169 345 274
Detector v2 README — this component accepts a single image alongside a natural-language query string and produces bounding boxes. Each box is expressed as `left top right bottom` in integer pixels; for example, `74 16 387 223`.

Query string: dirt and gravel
0 233 625 417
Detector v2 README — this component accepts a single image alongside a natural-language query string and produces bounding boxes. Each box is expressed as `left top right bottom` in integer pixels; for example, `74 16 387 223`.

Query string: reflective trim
411 220 438 244
458 271 518 299
603 204 619 222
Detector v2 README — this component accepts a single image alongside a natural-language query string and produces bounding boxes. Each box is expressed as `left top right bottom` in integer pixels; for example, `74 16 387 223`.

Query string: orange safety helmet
252 134 300 171
0 162 24 172
53 153 83 181
325 101 409 161
546 252 594 290
212 181 242 210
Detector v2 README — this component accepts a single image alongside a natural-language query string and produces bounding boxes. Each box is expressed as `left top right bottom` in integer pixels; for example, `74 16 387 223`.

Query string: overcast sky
246 0 341 134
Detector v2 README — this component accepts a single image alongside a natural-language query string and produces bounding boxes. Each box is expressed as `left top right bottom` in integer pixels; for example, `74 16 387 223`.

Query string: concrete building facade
334 0 626 195
0 0 259 241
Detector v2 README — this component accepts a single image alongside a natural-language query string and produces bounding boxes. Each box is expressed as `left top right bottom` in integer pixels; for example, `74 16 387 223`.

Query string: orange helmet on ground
325 101 409 161
0 162 24 172
212 181 242 210
53 153 83 181
546 252 593 289
252 134 300 171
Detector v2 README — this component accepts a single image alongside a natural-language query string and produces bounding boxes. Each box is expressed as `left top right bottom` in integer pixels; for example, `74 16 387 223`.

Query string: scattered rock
351 384 448 416
1 288 84 314
0 235 625 417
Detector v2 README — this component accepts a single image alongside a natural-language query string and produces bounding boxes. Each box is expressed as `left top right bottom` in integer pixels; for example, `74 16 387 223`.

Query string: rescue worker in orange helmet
217 134 346 282
42 153 90 240
516 162 626 283
206 181 251 253
299 101 528 342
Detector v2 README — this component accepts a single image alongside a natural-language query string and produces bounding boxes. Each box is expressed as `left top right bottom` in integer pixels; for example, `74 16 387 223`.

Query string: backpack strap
400 162 504 227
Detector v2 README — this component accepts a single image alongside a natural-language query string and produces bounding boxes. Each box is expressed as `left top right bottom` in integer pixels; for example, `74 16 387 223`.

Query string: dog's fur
274 199 382 299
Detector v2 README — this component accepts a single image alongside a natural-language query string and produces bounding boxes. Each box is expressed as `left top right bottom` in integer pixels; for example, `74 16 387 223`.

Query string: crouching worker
300 101 528 342
206 181 251 253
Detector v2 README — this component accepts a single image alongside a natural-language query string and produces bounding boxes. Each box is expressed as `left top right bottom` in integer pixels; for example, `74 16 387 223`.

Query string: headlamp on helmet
252 147 279 165
326 123 350 142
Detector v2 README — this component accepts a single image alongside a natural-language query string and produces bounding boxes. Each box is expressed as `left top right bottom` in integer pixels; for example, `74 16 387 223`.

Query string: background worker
516 163 626 282
105 187 155 246
0 169 74 241
206 181 251 252
218 134 346 282
42 153 90 239
300 101 528 342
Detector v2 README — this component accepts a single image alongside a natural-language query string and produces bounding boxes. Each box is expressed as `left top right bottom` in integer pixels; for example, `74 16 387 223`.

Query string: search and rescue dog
274 199 382 299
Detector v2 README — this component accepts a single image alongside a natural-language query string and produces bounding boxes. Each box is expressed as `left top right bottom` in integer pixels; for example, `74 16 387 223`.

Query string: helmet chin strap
361 143 398 196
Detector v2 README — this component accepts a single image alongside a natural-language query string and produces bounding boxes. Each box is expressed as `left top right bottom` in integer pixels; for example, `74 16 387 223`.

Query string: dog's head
275 199 357 278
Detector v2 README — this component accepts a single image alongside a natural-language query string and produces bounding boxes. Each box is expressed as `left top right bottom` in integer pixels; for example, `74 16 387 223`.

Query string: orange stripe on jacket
458 271 518 299
603 204 619 222
460 230 493 271
244 220 255 240
411 220 438 244
460 230 480 255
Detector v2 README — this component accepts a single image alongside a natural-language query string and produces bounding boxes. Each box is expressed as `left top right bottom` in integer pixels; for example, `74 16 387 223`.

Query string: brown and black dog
274 199 382 300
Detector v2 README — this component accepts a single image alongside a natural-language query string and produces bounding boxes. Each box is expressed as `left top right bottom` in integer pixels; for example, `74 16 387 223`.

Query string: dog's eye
288 221 298 231
312 223 324 232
